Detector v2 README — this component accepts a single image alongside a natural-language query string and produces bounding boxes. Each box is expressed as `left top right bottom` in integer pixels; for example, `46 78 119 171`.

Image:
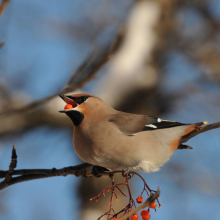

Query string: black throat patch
65 110 84 126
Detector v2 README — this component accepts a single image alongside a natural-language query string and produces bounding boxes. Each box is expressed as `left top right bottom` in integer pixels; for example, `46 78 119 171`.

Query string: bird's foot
122 166 136 179
91 166 110 178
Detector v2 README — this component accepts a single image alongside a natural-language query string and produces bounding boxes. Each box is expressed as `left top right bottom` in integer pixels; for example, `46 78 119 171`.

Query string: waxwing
59 93 207 177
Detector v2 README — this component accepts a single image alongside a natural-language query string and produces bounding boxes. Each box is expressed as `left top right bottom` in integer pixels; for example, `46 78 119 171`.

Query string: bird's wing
108 112 200 136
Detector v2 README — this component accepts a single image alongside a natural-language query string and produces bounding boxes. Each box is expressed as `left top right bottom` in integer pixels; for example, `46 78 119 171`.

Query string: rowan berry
64 104 73 109
136 196 143 203
131 213 139 220
150 201 157 209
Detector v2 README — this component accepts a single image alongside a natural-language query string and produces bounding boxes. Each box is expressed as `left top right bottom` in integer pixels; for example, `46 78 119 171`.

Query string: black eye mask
66 96 90 105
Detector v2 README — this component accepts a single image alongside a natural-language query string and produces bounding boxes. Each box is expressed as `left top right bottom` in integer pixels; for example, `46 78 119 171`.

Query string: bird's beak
59 94 66 101
59 110 65 113
59 95 66 113
59 94 78 113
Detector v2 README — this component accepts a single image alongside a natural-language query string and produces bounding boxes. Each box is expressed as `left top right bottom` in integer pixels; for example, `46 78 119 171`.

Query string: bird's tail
195 121 208 126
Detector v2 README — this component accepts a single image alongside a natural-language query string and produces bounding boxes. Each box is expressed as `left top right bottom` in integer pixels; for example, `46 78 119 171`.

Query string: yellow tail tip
203 121 208 124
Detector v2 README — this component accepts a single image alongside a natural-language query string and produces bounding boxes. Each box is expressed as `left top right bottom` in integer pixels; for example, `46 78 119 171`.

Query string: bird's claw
91 166 109 178
122 167 134 179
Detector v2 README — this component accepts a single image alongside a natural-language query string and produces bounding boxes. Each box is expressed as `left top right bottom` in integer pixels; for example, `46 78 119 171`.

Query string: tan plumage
59 93 206 174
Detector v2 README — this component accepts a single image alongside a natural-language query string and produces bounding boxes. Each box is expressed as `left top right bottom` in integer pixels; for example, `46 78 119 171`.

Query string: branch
0 40 6 48
0 0 10 20
0 25 125 117
4 145 17 184
0 0 10 48
2 122 218 190
180 121 220 143
0 49 95 116
0 145 121 191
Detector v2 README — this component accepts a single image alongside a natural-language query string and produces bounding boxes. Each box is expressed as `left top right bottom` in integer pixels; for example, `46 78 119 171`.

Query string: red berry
142 215 151 220
150 201 157 209
113 218 119 220
64 104 73 109
140 210 150 218
136 196 143 204
131 213 139 220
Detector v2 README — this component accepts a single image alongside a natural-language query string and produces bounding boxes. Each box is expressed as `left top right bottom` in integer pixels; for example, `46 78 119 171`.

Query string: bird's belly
73 135 111 167
73 127 173 172
133 132 173 172
74 141 125 170
73 131 133 170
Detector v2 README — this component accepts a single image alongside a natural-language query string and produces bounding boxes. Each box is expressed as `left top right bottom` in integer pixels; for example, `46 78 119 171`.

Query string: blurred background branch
0 0 10 20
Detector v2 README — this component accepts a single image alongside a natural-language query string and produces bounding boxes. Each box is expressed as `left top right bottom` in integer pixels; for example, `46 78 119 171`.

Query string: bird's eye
77 96 89 104
81 96 87 102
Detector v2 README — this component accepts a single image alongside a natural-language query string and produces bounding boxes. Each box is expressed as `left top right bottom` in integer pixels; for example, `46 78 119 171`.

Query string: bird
59 93 208 177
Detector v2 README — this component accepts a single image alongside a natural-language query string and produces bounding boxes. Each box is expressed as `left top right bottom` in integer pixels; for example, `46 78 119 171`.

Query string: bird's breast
73 123 132 169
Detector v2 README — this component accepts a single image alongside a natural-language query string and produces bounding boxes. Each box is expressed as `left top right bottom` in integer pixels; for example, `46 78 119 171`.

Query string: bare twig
90 171 161 220
0 166 120 191
4 145 17 184
0 146 121 190
0 0 10 20
0 40 6 48
62 45 112 94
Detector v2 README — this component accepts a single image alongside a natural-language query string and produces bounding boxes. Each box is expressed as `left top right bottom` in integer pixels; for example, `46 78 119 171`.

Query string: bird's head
59 93 113 126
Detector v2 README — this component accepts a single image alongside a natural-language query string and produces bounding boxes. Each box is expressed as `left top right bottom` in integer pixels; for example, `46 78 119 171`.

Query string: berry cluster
113 200 156 220
125 200 157 220
90 172 161 220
